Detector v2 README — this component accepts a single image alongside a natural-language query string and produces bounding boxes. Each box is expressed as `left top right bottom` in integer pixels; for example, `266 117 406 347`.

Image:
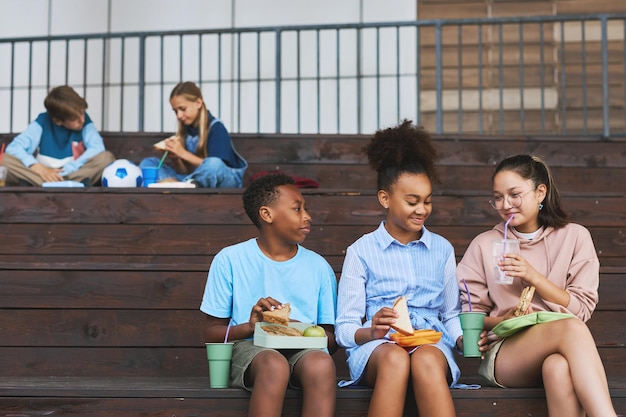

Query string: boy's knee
299 351 336 378
252 350 290 380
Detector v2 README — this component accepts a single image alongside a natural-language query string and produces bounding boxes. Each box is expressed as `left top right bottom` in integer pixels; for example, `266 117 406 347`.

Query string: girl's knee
380 344 410 367
411 346 448 381
200 156 224 170
366 343 410 384
542 353 570 383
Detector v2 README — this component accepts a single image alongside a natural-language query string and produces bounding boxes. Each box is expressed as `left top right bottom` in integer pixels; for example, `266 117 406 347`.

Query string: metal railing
1 14 625 137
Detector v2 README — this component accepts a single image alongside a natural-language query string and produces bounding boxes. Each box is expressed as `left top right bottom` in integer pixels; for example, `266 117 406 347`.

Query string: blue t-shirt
200 238 337 329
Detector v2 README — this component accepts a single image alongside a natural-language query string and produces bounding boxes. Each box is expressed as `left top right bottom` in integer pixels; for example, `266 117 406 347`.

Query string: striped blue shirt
335 222 463 386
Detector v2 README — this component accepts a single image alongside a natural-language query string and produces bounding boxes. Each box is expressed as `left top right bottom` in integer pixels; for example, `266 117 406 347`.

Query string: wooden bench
0 133 624 416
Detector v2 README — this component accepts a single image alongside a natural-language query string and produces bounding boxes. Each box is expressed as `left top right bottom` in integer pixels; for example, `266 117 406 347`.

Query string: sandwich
514 286 535 317
262 303 291 326
390 296 414 336
260 324 304 337
260 303 305 337
153 139 169 151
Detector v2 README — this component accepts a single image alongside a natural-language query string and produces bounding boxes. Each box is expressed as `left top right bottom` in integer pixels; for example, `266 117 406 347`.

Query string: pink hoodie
457 222 599 322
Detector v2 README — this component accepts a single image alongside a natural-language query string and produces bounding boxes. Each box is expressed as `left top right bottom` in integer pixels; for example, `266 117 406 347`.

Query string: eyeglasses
489 189 534 210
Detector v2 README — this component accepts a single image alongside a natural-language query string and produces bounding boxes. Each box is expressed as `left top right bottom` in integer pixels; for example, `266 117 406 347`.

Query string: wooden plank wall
0 133 624 416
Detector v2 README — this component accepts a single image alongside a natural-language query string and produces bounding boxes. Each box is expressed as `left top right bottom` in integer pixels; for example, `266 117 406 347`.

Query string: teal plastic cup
141 167 158 187
459 312 485 358
205 342 234 388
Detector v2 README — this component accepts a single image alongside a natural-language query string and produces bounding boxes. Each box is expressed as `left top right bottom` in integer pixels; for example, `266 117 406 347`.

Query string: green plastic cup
459 312 485 358
205 342 234 388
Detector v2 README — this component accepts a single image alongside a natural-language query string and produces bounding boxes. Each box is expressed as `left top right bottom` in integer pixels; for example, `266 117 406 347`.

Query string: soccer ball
102 159 143 187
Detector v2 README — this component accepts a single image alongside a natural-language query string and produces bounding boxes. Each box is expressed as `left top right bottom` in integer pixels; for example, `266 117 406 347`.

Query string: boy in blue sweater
1 85 114 186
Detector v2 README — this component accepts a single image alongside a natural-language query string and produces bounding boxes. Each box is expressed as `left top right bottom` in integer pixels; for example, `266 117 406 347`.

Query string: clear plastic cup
491 239 520 284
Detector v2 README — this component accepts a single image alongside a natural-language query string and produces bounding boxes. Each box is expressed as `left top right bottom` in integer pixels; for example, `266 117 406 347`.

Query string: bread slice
262 303 291 326
153 139 168 151
260 324 303 337
514 286 535 317
390 296 414 336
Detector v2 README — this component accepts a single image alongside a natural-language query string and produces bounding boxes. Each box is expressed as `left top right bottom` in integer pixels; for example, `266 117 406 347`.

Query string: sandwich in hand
153 138 169 151
514 286 535 317
389 296 442 346
262 303 291 326
390 296 414 336
260 303 305 337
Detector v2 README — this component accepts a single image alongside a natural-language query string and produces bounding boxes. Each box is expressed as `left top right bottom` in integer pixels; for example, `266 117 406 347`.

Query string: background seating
0 132 624 416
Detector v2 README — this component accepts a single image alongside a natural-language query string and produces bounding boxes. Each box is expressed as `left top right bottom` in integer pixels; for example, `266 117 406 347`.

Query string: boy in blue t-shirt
200 173 337 417
1 85 114 186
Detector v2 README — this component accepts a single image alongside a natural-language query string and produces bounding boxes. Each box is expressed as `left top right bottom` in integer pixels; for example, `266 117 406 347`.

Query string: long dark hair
493 155 569 229
364 119 440 191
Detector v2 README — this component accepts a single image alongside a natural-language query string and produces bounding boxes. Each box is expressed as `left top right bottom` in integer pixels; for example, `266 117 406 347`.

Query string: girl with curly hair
335 120 463 417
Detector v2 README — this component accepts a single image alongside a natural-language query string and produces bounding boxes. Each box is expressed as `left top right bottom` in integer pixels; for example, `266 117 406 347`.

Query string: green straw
157 151 168 169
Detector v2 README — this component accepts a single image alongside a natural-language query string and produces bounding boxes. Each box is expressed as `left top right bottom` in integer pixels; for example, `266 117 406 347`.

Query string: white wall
0 0 418 133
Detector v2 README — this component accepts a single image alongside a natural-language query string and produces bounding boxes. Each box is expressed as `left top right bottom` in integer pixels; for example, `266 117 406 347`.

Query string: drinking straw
502 214 515 257
157 151 168 169
223 318 233 343
0 142 5 164
461 278 472 311
503 214 514 241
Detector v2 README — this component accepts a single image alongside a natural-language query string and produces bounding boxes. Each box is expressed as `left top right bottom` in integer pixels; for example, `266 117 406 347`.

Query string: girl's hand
455 335 463 352
499 253 541 287
370 307 398 340
478 330 502 357
163 137 186 157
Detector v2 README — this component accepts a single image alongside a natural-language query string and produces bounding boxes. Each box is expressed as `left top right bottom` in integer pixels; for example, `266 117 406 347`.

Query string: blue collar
373 221 432 250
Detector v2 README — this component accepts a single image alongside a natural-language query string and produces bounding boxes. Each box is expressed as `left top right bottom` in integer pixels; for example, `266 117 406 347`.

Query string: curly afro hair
243 173 295 229
363 119 440 191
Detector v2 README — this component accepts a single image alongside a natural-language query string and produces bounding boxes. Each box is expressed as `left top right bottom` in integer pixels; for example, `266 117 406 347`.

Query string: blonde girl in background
140 81 247 187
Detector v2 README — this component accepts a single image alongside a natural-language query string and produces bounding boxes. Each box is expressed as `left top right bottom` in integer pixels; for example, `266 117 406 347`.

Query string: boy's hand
30 163 63 182
248 297 284 332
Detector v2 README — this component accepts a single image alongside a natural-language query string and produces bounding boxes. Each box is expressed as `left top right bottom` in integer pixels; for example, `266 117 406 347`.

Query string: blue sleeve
200 251 234 320
60 115 105 176
317 261 338 326
335 246 367 348
6 121 42 167
441 249 463 341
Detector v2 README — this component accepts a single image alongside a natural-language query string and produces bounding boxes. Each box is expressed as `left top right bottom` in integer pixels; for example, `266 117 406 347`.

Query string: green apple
303 325 326 337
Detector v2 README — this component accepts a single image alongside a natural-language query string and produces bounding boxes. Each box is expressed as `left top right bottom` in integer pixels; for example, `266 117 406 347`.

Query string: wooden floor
0 132 624 416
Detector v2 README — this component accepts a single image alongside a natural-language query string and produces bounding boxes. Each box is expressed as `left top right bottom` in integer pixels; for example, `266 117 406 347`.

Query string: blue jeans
139 156 245 188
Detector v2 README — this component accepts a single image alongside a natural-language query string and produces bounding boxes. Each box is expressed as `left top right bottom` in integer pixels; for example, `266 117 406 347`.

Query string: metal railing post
275 28 282 133
435 22 443 134
138 34 146 131
601 16 610 139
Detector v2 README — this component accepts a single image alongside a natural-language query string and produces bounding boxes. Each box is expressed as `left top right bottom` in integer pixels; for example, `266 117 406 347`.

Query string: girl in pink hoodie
457 154 616 417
